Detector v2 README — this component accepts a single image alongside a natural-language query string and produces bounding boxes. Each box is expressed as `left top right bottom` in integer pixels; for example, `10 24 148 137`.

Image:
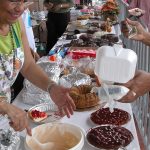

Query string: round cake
87 125 133 149
90 107 130 125
69 85 99 109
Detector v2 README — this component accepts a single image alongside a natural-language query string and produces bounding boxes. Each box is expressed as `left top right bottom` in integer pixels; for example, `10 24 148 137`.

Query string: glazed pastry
70 85 99 109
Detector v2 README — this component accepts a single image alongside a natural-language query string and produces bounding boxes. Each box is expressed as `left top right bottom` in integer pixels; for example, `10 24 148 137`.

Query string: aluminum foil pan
59 73 91 88
22 89 51 105
37 60 61 83
23 58 61 105
28 103 62 124
0 128 20 150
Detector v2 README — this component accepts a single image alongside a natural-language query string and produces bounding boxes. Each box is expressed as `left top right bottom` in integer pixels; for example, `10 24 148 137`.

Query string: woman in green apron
0 0 75 135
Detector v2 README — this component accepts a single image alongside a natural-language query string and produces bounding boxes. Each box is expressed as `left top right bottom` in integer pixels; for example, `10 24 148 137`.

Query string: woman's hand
1 102 32 136
49 85 76 118
118 70 150 103
128 8 145 17
126 18 150 46
126 18 147 41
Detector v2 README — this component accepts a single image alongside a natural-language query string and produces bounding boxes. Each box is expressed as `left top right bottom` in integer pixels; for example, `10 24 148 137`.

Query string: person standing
0 0 75 134
118 19 150 102
44 0 74 54
129 0 150 31
11 2 40 101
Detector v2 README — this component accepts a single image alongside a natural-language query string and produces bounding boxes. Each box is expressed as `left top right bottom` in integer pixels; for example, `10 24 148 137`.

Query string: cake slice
29 110 48 122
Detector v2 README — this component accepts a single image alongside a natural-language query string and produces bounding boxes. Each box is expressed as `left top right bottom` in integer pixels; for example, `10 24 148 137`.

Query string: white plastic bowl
25 123 84 150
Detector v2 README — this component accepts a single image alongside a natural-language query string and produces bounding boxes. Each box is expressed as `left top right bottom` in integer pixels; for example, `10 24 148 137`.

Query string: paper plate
28 103 62 124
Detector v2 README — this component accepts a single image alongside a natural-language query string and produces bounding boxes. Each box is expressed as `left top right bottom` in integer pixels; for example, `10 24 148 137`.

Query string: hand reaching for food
128 8 145 17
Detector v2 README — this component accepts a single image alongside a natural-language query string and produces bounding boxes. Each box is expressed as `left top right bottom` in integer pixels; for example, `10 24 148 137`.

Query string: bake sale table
2 89 140 150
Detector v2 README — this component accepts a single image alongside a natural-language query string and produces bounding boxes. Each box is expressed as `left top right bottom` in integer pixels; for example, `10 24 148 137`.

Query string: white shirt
22 9 37 52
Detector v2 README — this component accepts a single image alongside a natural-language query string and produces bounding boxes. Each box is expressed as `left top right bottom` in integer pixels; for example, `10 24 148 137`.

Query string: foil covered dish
0 128 20 150
59 72 91 88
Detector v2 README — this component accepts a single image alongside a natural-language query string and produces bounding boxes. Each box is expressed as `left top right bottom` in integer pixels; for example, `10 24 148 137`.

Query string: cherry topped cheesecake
29 110 48 122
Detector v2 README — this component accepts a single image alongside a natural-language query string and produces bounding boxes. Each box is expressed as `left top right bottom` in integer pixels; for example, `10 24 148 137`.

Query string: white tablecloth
1 89 139 150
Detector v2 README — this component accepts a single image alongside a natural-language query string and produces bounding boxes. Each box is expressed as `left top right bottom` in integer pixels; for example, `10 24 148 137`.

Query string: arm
128 0 138 9
19 18 76 117
118 70 150 103
19 18 49 91
126 18 150 46
0 98 31 135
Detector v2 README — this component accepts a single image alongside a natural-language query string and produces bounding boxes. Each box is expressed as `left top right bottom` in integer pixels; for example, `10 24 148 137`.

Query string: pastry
28 110 48 122
101 34 119 43
90 107 131 125
70 85 99 109
87 125 133 149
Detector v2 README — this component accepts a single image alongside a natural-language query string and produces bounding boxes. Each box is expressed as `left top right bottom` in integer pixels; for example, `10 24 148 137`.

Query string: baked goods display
28 110 48 122
86 125 133 149
100 18 112 32
90 22 100 28
70 39 98 47
69 85 99 109
77 14 91 20
90 107 131 125
87 27 99 34
101 33 119 43
70 34 115 48
80 66 95 78
101 0 119 22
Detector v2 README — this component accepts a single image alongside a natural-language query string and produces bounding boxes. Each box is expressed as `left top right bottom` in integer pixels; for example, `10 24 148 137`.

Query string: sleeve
128 0 139 9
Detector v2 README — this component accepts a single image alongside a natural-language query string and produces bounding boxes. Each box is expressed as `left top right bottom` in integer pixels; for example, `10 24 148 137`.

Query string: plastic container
25 123 84 150
91 85 129 101
95 44 137 83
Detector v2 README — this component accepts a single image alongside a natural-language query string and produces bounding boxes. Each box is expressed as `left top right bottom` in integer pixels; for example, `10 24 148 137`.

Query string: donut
69 85 99 109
